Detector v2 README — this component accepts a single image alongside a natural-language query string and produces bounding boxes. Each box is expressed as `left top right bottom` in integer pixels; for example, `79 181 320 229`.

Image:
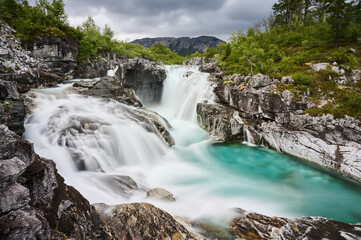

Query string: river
23 65 361 226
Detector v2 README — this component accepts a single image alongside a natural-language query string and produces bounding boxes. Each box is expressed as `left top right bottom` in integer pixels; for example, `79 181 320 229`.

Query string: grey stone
0 157 27 188
280 76 294 84
116 57 167 103
282 90 294 103
311 63 329 71
247 74 272 88
0 183 30 213
146 188 176 201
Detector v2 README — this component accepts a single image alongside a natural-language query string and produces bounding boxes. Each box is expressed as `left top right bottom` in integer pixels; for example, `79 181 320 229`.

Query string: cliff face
25 34 78 78
132 36 223 56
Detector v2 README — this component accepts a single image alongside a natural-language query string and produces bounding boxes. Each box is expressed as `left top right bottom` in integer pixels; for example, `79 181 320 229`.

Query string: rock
0 80 19 100
281 90 294 103
0 183 30 213
197 102 244 142
116 57 167 103
94 202 193 239
26 33 78 77
183 57 221 74
0 125 110 239
230 211 361 240
199 78 361 183
0 21 62 92
74 57 117 79
0 157 27 188
311 63 329 71
0 80 26 135
352 69 361 82
0 209 51 240
70 76 143 107
280 76 294 84
191 220 235 240
146 188 176 201
247 74 272 88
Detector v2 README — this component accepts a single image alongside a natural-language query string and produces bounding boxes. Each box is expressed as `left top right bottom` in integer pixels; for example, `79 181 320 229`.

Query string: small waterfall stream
24 65 361 225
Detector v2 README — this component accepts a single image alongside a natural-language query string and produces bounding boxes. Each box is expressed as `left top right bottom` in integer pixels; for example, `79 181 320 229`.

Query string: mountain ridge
132 36 224 56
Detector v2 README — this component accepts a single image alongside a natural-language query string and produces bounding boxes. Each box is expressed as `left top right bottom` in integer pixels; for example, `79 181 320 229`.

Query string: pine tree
324 0 350 45
272 0 302 25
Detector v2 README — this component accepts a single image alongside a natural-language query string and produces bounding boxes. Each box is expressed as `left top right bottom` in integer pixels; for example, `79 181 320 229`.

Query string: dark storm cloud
28 0 278 41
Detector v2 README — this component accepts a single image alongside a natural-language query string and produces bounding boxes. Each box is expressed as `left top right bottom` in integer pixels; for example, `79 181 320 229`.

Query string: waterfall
107 66 119 77
24 93 168 178
159 65 215 123
243 125 254 144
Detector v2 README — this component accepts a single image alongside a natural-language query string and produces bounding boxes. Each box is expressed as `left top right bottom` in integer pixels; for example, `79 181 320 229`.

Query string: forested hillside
195 0 361 120
0 0 185 64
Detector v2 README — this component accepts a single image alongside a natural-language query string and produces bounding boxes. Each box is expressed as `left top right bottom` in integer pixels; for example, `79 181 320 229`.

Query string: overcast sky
30 0 277 41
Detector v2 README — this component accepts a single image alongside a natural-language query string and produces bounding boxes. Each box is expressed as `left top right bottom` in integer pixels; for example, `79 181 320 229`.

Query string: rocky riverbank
1 20 361 239
191 57 361 184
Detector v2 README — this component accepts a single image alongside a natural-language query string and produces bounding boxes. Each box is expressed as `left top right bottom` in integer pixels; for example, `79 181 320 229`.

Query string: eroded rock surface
94 202 193 240
230 211 361 240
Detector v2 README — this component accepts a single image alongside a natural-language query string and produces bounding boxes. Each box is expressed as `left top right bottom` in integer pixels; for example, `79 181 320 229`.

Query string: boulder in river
116 57 167 103
146 187 176 201
94 202 193 239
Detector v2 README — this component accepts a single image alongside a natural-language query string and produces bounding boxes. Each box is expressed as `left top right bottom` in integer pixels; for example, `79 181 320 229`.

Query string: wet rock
74 57 117 79
230 211 361 240
70 76 143 107
197 102 244 142
198 77 361 182
146 188 176 201
116 57 167 103
94 202 193 239
0 125 110 239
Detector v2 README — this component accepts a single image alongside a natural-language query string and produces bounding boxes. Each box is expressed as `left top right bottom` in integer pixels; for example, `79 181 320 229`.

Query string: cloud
28 0 277 41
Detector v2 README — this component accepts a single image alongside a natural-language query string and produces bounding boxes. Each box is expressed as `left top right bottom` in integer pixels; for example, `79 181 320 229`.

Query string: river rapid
24 65 361 226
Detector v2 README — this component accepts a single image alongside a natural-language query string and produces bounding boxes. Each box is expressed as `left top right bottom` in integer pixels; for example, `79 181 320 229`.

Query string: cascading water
24 65 361 226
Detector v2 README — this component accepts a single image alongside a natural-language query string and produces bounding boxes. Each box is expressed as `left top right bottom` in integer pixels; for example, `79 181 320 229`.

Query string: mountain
132 36 224 56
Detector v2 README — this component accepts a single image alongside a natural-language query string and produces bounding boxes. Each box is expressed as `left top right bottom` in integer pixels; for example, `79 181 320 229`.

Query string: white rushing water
24 65 293 225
